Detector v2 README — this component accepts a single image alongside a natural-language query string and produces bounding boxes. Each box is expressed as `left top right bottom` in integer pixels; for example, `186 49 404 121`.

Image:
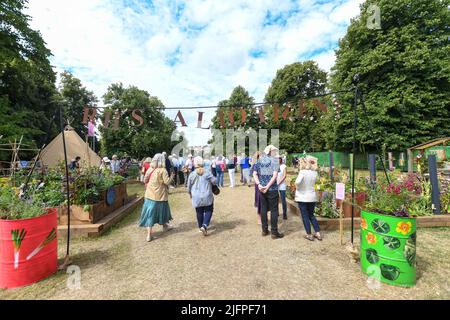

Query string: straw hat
103 157 110 163
145 157 152 163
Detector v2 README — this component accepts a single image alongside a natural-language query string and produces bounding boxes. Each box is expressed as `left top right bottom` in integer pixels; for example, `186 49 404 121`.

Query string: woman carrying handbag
187 157 217 236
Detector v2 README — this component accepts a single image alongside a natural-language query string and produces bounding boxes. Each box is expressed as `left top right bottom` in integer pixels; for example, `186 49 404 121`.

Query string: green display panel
360 210 417 287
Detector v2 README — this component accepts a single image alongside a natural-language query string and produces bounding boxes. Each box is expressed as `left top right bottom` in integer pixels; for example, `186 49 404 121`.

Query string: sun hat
145 157 152 163
264 145 279 157
194 156 204 168
103 157 110 163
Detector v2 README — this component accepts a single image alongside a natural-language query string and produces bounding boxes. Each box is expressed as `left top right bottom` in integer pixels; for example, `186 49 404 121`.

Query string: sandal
314 234 323 241
304 234 314 241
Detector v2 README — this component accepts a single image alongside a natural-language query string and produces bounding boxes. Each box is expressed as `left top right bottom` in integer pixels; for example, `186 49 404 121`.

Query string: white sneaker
200 226 207 236
146 235 151 242
164 224 174 232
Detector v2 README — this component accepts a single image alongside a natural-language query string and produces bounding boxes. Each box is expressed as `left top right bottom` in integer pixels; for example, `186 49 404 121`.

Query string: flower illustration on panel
396 221 412 235
366 232 377 245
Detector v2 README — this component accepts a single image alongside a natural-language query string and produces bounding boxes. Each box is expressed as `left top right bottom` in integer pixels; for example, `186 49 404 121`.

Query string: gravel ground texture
1 177 449 300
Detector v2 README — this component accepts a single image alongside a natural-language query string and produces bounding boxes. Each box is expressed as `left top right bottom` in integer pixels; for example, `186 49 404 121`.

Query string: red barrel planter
0 208 58 289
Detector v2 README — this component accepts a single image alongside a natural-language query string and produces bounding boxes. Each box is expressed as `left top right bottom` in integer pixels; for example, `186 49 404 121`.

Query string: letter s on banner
131 109 144 127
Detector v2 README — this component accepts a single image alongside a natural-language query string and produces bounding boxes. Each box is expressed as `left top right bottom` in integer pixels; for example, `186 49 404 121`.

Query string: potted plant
361 181 417 287
0 182 58 289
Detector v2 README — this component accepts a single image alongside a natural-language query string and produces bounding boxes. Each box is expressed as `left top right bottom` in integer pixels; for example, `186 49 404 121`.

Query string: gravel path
1 179 449 300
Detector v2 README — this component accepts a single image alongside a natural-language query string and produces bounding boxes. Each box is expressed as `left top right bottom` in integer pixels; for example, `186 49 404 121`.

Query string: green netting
289 146 449 171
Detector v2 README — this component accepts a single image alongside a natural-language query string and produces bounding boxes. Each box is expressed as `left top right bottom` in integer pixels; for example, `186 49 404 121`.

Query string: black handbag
212 184 220 195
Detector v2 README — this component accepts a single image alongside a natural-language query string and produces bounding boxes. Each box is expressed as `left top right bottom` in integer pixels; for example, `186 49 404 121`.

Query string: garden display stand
360 210 416 287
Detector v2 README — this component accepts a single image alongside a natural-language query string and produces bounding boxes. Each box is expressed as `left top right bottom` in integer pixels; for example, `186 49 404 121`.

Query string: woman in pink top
215 155 225 187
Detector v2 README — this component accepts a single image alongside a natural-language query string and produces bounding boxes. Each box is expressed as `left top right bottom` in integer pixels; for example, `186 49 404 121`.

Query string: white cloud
25 0 363 146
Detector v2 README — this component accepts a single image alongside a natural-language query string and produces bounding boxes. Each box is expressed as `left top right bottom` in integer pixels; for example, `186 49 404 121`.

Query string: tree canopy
0 0 59 161
264 61 330 153
329 0 450 152
99 83 177 159
58 71 98 139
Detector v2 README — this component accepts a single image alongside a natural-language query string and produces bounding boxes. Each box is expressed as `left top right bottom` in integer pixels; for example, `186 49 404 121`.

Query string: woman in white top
295 156 322 241
277 157 288 220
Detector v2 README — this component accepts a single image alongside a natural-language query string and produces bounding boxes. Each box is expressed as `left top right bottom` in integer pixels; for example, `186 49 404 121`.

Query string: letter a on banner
174 110 187 127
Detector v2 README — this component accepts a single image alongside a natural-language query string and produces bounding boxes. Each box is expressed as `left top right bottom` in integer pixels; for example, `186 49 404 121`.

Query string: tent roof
40 127 101 167
408 137 450 151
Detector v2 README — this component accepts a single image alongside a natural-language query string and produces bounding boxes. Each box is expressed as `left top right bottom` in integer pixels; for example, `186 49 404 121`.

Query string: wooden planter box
58 183 129 224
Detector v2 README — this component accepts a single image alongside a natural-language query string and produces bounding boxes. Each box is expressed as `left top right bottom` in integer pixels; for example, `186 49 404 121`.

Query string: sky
26 0 364 146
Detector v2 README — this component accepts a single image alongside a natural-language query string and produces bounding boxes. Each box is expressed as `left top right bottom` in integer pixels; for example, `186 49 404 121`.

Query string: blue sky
26 0 364 146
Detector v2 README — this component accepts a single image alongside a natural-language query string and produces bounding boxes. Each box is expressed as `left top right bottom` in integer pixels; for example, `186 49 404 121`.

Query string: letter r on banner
82 106 97 124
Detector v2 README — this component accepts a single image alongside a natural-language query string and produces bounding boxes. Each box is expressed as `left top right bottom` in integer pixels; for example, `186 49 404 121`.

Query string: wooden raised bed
58 183 129 224
286 198 450 230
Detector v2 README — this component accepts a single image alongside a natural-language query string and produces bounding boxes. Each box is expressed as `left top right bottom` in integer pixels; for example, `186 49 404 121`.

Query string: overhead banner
81 98 333 130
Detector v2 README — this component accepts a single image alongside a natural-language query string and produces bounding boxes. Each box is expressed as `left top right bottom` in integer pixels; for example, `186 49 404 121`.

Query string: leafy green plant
316 192 339 218
0 186 46 220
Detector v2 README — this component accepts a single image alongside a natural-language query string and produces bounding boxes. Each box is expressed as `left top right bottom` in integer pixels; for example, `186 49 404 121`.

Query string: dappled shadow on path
67 249 114 270
152 219 246 239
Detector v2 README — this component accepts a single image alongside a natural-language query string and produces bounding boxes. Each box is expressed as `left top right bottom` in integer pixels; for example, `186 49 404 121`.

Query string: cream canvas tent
40 126 101 168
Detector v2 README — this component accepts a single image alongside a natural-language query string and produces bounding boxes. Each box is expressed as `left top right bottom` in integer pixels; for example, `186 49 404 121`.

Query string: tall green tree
0 0 58 161
264 61 329 153
210 86 258 154
211 85 258 129
58 71 98 139
99 83 176 159
330 0 450 152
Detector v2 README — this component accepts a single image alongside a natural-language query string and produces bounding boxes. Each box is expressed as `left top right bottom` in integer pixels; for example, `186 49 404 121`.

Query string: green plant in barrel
11 229 27 270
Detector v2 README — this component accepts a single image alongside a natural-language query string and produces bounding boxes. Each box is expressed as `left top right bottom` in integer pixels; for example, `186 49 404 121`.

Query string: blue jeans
279 190 287 219
216 171 224 187
297 202 319 234
196 204 214 229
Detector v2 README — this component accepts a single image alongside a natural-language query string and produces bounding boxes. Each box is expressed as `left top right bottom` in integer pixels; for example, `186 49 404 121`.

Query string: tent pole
59 105 72 268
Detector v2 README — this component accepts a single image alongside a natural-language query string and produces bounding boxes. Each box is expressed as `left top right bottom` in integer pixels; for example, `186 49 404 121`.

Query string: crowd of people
137 146 323 243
